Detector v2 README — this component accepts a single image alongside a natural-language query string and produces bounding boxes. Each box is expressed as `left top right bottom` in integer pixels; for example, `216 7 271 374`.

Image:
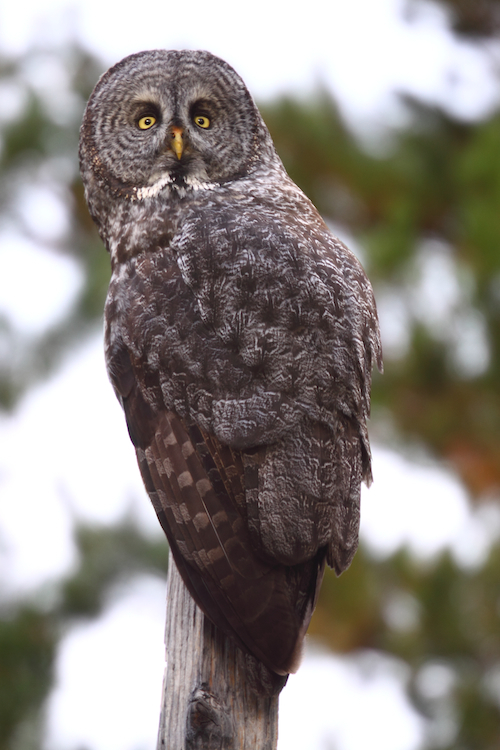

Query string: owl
79 49 382 693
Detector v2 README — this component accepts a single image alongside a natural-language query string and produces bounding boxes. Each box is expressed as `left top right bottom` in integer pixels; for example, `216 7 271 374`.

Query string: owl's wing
110 343 326 679
163 203 380 576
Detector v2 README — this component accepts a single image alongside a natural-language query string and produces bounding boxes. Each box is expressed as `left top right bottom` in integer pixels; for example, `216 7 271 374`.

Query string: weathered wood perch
157 553 280 750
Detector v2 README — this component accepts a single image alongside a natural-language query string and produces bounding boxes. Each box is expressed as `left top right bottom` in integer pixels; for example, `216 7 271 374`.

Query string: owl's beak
170 127 184 160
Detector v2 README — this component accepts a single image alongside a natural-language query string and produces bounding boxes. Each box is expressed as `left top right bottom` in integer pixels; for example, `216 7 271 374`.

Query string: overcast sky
1 0 499 132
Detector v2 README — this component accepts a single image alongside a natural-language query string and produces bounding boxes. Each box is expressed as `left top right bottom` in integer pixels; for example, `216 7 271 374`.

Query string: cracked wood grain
157 554 279 750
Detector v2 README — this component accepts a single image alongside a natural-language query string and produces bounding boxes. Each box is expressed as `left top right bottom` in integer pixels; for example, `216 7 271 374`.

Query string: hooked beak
170 126 184 160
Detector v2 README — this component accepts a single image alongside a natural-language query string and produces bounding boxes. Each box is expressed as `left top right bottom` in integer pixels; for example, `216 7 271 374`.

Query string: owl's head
79 49 277 200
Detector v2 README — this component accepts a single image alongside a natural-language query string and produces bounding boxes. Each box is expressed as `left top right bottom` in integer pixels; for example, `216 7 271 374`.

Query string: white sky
1 1 500 749
1 0 499 135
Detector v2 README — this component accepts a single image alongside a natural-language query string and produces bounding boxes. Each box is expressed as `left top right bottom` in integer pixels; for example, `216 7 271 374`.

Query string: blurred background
1 0 500 748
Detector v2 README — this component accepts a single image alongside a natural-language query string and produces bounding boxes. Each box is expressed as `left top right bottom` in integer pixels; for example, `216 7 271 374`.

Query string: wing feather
135 408 325 677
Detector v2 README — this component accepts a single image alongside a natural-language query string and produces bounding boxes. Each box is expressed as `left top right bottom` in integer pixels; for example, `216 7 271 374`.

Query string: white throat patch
134 174 219 201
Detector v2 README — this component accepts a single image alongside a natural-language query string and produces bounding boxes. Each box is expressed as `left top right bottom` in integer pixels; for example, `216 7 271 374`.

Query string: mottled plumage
79 49 382 691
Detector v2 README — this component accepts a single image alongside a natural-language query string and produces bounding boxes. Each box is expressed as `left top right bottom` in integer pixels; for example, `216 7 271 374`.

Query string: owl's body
80 50 381 687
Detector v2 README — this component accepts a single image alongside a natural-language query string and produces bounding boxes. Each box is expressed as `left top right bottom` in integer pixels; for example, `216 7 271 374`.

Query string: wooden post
156 553 280 750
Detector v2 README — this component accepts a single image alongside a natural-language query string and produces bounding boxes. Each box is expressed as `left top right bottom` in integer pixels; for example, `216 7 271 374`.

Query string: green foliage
0 521 168 750
60 522 169 618
0 606 55 750
311 545 500 747
263 92 500 495
0 45 106 410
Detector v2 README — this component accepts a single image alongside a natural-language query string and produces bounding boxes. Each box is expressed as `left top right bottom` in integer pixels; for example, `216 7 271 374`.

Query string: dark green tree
258 3 500 745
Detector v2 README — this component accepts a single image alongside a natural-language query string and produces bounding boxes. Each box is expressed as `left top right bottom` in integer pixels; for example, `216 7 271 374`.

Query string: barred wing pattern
129 396 326 678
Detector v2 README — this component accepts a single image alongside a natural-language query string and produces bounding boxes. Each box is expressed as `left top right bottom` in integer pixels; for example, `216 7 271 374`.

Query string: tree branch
157 553 280 750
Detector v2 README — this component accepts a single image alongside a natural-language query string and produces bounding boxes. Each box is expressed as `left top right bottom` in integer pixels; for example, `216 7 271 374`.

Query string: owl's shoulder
166 174 369 305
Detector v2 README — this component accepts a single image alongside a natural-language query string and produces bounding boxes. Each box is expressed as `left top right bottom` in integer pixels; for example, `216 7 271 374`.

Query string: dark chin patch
169 159 190 180
168 152 203 180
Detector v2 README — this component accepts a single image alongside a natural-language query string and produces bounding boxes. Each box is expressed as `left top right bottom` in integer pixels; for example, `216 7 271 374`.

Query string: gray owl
79 49 382 692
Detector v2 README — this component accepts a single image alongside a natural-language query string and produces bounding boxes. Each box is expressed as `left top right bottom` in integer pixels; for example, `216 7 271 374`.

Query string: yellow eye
194 115 210 129
138 115 156 130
